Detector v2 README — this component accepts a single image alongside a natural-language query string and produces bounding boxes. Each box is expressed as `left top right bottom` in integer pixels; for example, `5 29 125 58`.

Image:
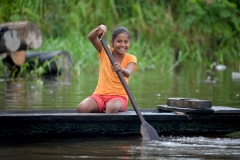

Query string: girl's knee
77 98 99 113
106 100 123 113
77 102 86 113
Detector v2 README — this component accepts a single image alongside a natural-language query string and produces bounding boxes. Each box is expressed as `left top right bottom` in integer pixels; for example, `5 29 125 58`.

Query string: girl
77 24 137 113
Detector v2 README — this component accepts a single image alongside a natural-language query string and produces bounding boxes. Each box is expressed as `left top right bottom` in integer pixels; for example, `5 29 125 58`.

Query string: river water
0 136 240 159
0 64 240 159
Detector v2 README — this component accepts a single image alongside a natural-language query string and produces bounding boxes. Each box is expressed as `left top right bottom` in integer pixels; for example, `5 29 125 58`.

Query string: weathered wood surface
0 106 240 139
0 21 43 67
157 105 214 113
167 98 212 109
0 21 42 51
0 28 21 53
1 50 26 69
25 51 73 75
2 50 72 76
10 50 26 66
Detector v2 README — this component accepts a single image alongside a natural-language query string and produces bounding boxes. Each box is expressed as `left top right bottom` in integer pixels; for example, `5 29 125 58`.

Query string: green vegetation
17 57 59 78
0 0 240 75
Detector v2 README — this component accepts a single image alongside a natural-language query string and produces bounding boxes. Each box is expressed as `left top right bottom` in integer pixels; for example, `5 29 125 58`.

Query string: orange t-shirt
93 46 137 99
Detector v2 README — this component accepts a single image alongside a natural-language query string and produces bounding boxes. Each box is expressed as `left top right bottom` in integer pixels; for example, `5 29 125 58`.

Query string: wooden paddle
100 38 160 141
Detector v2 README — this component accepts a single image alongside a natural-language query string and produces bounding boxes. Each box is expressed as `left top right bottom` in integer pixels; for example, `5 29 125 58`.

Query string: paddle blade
140 121 160 141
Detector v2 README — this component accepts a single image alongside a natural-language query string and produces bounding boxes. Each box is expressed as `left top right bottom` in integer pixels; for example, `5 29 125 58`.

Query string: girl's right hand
97 25 107 40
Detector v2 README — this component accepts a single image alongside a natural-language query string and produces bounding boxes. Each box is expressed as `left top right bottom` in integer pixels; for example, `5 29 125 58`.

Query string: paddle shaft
100 38 145 123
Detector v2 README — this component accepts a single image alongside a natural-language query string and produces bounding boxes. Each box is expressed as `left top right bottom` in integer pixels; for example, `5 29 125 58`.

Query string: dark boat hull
0 106 240 139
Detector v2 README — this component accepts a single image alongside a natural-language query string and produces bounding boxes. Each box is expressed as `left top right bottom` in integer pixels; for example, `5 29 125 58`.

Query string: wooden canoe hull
0 106 240 139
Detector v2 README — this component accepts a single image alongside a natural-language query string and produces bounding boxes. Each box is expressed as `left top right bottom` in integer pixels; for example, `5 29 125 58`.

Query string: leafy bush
0 0 239 74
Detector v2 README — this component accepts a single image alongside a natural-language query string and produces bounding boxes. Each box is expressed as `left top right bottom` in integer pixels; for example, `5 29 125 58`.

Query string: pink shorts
90 94 128 113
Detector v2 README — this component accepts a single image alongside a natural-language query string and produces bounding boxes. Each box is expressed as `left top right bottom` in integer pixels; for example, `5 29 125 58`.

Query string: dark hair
111 27 130 41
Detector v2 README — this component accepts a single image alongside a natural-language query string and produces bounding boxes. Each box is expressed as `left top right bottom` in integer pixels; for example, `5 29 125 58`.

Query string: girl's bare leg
105 99 123 113
77 97 99 113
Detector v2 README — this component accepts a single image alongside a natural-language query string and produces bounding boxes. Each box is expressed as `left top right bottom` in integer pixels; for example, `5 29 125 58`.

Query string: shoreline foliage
0 0 240 75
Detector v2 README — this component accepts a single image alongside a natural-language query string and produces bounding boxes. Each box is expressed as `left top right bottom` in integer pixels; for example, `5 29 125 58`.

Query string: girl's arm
88 25 107 52
112 62 135 78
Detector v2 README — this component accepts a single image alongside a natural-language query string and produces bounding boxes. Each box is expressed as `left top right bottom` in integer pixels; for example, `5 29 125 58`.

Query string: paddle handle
100 38 145 122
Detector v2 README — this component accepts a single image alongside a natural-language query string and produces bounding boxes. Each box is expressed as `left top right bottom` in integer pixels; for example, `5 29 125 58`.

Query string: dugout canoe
0 105 240 139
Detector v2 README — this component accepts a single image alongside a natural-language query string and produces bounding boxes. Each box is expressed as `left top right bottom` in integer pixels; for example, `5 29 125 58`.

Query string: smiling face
110 32 130 55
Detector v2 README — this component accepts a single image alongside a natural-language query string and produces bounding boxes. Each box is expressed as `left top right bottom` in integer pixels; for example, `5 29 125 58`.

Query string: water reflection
0 136 240 159
0 76 73 110
0 65 239 110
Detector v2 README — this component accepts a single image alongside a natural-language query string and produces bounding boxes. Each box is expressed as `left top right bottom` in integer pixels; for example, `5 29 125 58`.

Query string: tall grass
0 0 240 74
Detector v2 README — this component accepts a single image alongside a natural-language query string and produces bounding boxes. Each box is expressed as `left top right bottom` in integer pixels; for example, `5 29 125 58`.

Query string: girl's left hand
111 62 122 72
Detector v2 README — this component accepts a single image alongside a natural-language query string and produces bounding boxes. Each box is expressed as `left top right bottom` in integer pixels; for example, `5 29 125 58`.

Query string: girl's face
111 32 130 55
